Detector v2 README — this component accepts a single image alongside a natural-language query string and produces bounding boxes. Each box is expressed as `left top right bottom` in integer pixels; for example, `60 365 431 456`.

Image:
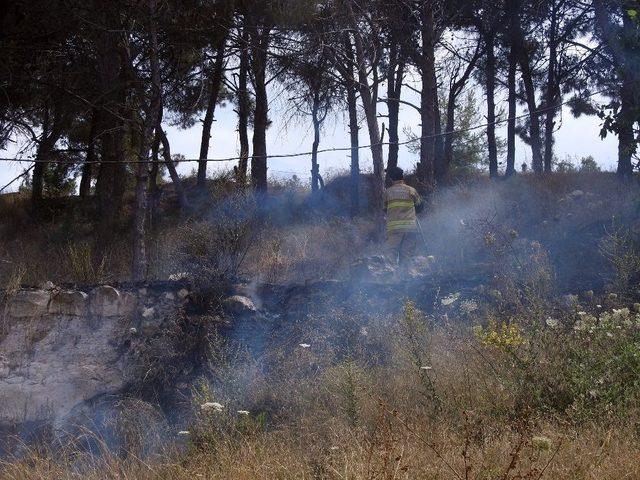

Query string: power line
0 84 617 166
0 165 34 194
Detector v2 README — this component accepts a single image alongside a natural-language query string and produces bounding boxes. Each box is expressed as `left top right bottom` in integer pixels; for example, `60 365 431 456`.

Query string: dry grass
245 217 376 283
4 298 640 479
1 172 640 478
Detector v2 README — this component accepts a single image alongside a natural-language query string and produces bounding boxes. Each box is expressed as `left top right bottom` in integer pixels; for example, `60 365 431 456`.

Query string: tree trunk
250 26 270 192
95 26 127 232
417 2 437 187
79 110 98 199
158 128 189 211
149 127 161 197
617 77 635 178
432 67 444 179
506 43 517 176
443 90 456 172
310 92 321 193
594 1 637 179
485 30 498 178
132 0 162 281
32 107 64 205
512 23 544 172
543 2 558 172
236 22 250 185
31 107 51 205
386 39 404 172
343 4 384 210
344 34 360 216
197 30 228 190
442 42 482 178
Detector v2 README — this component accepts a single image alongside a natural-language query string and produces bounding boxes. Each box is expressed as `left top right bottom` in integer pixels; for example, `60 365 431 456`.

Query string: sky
0 84 619 192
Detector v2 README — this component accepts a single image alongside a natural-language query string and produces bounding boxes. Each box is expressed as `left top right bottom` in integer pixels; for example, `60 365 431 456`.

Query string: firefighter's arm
414 190 425 214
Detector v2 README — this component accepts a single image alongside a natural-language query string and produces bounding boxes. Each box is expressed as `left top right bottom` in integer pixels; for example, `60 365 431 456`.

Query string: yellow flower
474 320 525 350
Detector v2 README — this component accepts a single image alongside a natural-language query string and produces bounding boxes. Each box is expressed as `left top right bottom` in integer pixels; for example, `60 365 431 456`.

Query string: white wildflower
129 327 138 334
237 410 250 415
330 446 340 451
545 317 559 328
299 343 311 348
178 430 190 436
611 308 630 324
420 366 433 370
201 402 224 412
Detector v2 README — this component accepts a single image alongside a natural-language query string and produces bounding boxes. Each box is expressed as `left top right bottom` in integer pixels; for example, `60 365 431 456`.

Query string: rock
223 295 257 314
142 307 155 319
49 291 88 316
89 286 121 317
8 290 50 318
118 292 138 317
38 281 56 291
0 286 191 431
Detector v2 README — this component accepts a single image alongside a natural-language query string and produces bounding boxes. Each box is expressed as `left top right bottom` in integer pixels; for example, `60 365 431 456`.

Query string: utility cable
0 82 623 166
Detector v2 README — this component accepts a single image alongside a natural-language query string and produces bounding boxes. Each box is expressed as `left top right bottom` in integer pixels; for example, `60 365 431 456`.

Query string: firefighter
383 166 424 273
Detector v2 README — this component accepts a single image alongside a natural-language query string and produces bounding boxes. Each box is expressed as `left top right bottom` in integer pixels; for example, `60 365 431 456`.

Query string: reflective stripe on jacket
384 181 422 232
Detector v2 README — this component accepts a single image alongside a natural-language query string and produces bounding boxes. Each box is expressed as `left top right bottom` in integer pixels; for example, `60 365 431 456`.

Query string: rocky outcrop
0 284 194 436
0 274 474 455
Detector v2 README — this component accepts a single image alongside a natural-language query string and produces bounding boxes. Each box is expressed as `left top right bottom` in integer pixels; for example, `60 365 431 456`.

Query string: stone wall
0 283 192 432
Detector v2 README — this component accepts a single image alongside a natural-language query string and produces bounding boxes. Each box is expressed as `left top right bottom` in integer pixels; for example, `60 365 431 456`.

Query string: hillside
2 172 640 478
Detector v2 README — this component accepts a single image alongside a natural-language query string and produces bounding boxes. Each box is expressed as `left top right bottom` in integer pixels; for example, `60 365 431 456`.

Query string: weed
67 241 108 284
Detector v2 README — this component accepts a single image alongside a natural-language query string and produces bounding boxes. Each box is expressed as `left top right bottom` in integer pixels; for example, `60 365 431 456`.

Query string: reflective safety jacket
384 181 423 232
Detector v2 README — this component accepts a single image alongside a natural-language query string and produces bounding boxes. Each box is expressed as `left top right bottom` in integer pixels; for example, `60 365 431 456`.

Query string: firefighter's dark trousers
385 230 417 272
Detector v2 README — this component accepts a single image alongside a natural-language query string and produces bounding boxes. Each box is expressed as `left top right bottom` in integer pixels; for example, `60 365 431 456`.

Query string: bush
176 192 259 296
474 306 640 422
600 224 640 296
